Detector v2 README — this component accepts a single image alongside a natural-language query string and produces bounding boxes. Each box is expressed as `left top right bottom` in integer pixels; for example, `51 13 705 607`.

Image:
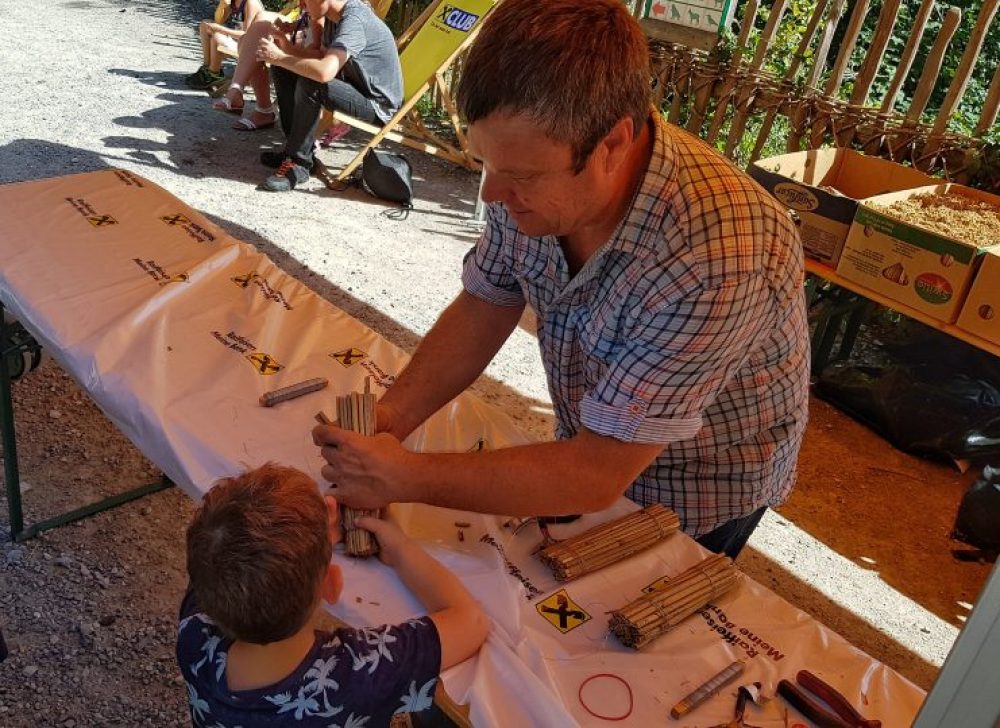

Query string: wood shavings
871 192 1000 244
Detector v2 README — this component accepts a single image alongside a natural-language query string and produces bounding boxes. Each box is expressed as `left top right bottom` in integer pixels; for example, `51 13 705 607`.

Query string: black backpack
355 149 414 218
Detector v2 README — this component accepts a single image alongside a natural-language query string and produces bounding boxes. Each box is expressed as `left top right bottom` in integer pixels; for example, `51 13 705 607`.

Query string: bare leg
221 19 280 109
199 21 212 66
209 34 226 73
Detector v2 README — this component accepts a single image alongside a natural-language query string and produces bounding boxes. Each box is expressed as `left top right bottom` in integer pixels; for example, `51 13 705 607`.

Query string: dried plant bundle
538 504 680 581
335 381 380 557
608 554 739 650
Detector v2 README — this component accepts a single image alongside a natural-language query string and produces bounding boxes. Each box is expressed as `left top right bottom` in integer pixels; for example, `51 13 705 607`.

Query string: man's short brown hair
457 0 651 171
186 464 332 644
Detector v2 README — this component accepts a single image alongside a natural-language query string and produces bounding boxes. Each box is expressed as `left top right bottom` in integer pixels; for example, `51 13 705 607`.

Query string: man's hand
256 35 287 64
312 425 412 509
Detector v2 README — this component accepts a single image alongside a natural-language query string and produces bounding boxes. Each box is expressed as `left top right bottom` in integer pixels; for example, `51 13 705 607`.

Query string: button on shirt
462 114 810 536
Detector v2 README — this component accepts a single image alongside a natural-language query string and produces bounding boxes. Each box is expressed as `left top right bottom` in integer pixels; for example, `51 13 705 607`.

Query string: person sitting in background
212 2 321 132
177 463 489 727
187 0 267 91
254 0 403 191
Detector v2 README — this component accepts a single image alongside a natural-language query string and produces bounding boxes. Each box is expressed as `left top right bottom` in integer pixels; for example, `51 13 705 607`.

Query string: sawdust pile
873 192 1000 245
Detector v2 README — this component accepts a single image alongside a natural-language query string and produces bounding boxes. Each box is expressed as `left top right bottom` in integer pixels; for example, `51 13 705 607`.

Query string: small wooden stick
259 377 328 407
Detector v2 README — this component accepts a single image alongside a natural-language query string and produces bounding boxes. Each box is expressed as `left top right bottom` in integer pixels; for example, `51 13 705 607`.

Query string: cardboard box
957 248 1000 346
837 184 1000 323
749 149 936 266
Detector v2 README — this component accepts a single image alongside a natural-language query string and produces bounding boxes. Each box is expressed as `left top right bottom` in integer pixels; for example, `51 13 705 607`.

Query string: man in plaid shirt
315 0 809 558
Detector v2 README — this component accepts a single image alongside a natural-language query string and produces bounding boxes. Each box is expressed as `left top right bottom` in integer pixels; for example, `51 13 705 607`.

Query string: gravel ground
0 1 993 725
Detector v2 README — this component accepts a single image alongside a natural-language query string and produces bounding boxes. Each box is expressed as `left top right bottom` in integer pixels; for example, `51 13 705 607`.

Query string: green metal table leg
1 301 175 543
0 306 25 541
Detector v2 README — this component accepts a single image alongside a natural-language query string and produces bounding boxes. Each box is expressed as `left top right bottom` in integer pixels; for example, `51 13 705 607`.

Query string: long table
0 169 926 726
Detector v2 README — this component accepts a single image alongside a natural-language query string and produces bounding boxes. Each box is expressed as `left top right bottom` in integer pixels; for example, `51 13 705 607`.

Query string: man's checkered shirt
462 114 810 536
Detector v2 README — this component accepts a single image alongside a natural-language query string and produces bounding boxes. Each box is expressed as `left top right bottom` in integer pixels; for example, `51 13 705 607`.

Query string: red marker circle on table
577 673 634 721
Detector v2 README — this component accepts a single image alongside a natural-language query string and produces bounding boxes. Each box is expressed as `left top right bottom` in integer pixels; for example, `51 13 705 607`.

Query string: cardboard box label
854 207 975 264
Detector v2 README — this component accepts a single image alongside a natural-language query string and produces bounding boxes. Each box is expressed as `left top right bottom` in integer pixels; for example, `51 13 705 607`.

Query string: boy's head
186 463 342 644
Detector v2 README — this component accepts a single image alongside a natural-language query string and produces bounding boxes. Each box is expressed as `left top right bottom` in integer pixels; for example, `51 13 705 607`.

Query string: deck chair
316 0 499 184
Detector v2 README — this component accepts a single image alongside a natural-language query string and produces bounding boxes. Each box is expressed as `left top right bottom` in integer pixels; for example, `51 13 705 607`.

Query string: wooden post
724 0 788 158
748 0 832 161
880 0 935 114
705 0 759 146
903 6 962 127
930 0 1000 138
809 0 871 148
786 0 846 151
975 62 1000 137
849 0 902 108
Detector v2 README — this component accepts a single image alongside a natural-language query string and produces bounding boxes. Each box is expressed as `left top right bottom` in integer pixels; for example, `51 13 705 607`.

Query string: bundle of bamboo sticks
608 554 739 650
538 504 680 581
334 382 380 558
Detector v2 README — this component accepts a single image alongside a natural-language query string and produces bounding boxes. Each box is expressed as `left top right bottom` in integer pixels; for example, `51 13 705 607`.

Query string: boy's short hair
457 0 651 171
186 463 332 644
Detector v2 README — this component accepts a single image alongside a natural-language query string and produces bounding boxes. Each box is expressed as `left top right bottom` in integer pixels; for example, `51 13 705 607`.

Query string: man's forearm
397 434 663 516
380 291 524 440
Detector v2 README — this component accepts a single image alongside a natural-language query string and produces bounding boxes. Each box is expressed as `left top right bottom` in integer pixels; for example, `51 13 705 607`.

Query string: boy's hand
355 516 411 567
324 495 341 547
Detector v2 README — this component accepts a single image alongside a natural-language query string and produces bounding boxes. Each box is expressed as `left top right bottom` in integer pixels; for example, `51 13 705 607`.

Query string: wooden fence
389 0 999 180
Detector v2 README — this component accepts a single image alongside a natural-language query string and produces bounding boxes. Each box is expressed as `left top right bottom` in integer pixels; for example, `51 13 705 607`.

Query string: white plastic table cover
0 170 925 726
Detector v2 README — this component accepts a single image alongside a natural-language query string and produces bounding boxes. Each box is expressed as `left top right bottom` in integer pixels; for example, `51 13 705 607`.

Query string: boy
177 463 489 727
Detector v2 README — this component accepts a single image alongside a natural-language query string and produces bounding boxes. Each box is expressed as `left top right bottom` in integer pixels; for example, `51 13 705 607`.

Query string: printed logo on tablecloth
230 271 293 311
329 348 396 389
536 589 590 634
331 347 367 367
66 197 117 228
160 213 191 226
245 352 283 375
113 169 146 187
132 258 189 286
158 211 216 243
87 214 119 228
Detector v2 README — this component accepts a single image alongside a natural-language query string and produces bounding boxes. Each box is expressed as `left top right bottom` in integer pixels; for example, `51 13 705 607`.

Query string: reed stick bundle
608 554 739 650
335 380 380 558
538 504 680 581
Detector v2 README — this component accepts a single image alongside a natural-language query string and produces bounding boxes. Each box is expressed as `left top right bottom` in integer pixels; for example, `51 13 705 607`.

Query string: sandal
212 84 245 114
233 104 277 131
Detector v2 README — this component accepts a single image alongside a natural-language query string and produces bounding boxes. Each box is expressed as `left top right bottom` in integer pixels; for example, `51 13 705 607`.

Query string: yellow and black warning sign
330 347 366 367
245 352 283 375
87 214 118 228
160 213 191 226
536 589 590 634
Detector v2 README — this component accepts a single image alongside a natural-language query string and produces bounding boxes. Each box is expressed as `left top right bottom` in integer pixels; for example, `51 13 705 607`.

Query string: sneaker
261 150 319 172
263 159 311 192
189 68 226 90
184 65 211 87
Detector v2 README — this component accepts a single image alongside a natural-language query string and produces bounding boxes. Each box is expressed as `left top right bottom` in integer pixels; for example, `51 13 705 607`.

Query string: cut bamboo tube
335 379 380 558
608 554 738 650
538 504 679 581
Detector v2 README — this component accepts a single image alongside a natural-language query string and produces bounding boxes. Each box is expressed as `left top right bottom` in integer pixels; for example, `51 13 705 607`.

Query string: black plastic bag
814 326 1000 465
953 465 1000 551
